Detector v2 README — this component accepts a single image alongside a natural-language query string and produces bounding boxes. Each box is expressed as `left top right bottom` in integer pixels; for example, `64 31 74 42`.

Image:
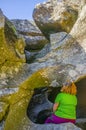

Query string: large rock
70 5 86 42
11 19 42 36
3 66 86 130
0 9 26 87
31 4 86 80
33 0 78 39
25 35 48 51
11 19 49 51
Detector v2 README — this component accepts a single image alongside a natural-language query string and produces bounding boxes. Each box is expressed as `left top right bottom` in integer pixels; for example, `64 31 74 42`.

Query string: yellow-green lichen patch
0 28 25 75
19 68 50 90
4 68 51 130
0 102 9 122
15 38 25 55
4 90 32 130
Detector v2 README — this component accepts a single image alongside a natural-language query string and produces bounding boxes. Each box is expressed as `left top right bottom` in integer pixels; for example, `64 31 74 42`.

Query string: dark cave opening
75 77 86 118
27 77 86 124
27 86 61 124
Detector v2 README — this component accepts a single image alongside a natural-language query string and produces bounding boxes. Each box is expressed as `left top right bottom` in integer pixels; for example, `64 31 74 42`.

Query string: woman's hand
53 103 59 112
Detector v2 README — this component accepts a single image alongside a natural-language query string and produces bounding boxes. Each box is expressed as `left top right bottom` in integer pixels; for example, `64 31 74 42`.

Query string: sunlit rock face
0 9 27 88
33 0 78 39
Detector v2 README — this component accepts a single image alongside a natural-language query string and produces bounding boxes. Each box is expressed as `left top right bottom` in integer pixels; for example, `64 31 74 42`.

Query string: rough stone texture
33 0 78 39
25 43 51 63
70 5 86 43
50 32 67 49
11 19 49 51
31 5 86 81
25 35 48 51
11 19 42 36
28 33 86 81
29 123 81 130
0 9 26 88
3 66 86 130
0 102 9 121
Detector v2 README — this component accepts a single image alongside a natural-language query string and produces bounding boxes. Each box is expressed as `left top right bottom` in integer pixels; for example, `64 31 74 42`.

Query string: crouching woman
45 81 77 124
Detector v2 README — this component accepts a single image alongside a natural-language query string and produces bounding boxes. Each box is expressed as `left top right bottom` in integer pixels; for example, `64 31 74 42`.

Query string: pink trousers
45 114 75 124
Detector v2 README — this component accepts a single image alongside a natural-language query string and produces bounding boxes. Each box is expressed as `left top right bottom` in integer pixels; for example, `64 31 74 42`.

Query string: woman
45 81 77 124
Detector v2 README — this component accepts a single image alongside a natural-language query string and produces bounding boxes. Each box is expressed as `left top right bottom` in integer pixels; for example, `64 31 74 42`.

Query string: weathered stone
33 0 78 39
33 5 86 79
0 9 26 87
0 102 9 121
29 33 86 80
29 123 81 130
11 19 42 36
70 5 86 43
4 68 50 130
50 32 67 49
11 19 49 55
25 43 51 63
3 66 86 130
25 36 49 51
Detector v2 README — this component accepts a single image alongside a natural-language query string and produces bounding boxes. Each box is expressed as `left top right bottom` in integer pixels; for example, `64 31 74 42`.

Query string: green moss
0 28 25 74
4 95 31 130
15 38 25 55
0 93 14 122
0 102 9 122
19 68 50 90
4 88 33 130
61 9 78 33
4 68 51 130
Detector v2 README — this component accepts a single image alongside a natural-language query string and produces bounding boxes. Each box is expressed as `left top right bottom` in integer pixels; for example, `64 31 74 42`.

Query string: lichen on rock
0 9 26 87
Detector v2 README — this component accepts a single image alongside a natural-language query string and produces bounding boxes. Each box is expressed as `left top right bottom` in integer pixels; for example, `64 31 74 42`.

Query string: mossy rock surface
0 102 9 121
0 11 25 77
3 65 73 130
3 65 86 130
4 68 51 130
0 27 25 76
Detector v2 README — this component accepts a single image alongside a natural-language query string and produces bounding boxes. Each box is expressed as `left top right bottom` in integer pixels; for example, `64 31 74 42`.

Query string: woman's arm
53 103 59 112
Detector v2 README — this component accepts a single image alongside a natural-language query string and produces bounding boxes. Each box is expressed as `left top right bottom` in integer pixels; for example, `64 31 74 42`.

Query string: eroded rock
33 0 78 39
11 19 42 36
3 66 86 130
0 9 26 87
0 102 9 121
11 19 49 52
29 123 81 130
